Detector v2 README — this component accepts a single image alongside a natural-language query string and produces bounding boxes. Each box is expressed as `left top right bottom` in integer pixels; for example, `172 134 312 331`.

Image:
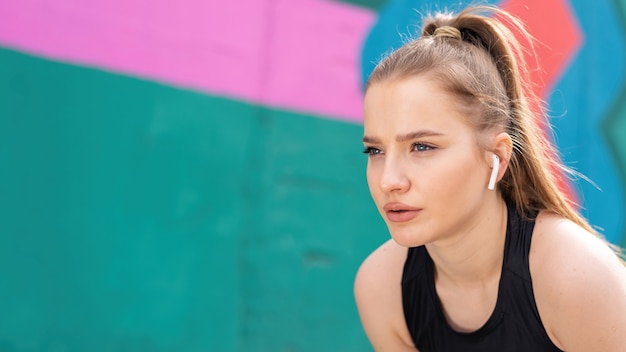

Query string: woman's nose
379 158 410 193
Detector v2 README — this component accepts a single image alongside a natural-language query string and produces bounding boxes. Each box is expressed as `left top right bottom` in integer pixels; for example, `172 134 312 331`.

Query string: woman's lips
383 202 422 223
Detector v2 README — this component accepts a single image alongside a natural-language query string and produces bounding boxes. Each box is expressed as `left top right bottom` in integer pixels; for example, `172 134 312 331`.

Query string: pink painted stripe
0 0 374 122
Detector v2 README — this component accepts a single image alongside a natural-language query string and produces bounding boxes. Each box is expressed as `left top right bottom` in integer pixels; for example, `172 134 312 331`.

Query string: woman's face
363 75 493 247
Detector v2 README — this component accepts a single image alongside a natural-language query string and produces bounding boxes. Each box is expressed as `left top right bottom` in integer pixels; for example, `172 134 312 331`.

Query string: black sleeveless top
401 203 562 351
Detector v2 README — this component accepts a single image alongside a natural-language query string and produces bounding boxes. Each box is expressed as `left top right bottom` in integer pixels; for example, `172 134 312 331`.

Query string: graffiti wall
0 0 624 350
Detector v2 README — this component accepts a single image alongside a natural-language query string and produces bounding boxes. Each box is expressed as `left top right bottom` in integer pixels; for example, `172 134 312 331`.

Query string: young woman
354 5 626 351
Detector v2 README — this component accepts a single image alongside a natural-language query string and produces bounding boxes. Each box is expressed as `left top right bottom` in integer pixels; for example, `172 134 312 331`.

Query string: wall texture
0 0 625 351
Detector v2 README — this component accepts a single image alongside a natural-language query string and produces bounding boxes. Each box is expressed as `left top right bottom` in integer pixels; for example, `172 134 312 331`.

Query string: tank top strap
502 200 539 280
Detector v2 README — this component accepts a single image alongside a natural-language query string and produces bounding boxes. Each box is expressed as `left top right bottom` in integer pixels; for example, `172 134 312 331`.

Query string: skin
354 75 626 351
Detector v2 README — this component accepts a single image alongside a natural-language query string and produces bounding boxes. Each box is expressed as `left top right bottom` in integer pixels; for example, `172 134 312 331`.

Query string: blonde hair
366 6 597 234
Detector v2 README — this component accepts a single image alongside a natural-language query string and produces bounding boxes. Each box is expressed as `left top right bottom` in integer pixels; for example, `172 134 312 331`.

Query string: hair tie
433 26 462 40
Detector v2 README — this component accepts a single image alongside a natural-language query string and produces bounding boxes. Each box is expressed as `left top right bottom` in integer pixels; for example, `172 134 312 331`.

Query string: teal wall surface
0 47 386 351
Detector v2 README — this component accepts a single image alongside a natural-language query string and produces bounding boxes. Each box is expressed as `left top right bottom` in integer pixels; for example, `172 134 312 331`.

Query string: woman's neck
426 197 509 287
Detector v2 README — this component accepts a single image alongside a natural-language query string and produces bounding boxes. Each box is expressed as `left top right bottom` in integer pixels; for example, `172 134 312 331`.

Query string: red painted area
501 0 583 201
501 0 582 97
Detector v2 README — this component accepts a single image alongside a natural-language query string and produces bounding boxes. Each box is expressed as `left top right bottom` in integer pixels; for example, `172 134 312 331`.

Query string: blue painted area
361 0 499 85
549 0 625 243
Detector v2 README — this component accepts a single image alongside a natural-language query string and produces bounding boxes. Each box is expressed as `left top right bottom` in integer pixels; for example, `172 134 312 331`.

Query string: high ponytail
366 6 603 238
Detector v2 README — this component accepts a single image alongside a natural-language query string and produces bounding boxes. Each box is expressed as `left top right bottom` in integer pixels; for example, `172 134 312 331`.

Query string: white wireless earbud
488 154 500 191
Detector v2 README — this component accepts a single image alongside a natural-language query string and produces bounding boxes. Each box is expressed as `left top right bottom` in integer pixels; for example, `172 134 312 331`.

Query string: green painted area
604 0 626 248
605 89 626 249
338 0 388 11
0 47 386 351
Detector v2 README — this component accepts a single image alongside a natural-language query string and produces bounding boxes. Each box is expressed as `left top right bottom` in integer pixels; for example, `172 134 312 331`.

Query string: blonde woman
355 6 626 351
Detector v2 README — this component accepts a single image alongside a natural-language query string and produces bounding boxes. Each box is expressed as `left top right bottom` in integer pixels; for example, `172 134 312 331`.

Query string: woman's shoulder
354 239 417 351
354 239 411 308
529 211 626 351
355 239 409 284
530 211 624 277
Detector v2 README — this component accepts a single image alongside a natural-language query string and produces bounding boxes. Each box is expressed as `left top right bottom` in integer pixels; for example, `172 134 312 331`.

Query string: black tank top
401 203 563 351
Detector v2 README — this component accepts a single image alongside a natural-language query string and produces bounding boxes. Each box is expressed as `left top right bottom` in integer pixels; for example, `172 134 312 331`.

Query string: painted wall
0 0 624 351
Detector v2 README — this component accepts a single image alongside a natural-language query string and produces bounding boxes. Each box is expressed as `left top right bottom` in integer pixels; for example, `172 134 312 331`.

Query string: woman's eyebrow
362 135 380 144
396 130 444 142
363 130 445 144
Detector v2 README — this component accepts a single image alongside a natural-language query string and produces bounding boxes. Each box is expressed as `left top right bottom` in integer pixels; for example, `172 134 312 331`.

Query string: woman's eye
412 143 433 152
363 147 383 156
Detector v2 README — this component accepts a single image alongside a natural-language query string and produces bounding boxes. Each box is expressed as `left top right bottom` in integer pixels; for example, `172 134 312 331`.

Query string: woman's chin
389 230 429 248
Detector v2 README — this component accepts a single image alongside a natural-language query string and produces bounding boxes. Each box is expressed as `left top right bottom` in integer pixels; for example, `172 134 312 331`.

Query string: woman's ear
491 132 513 182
